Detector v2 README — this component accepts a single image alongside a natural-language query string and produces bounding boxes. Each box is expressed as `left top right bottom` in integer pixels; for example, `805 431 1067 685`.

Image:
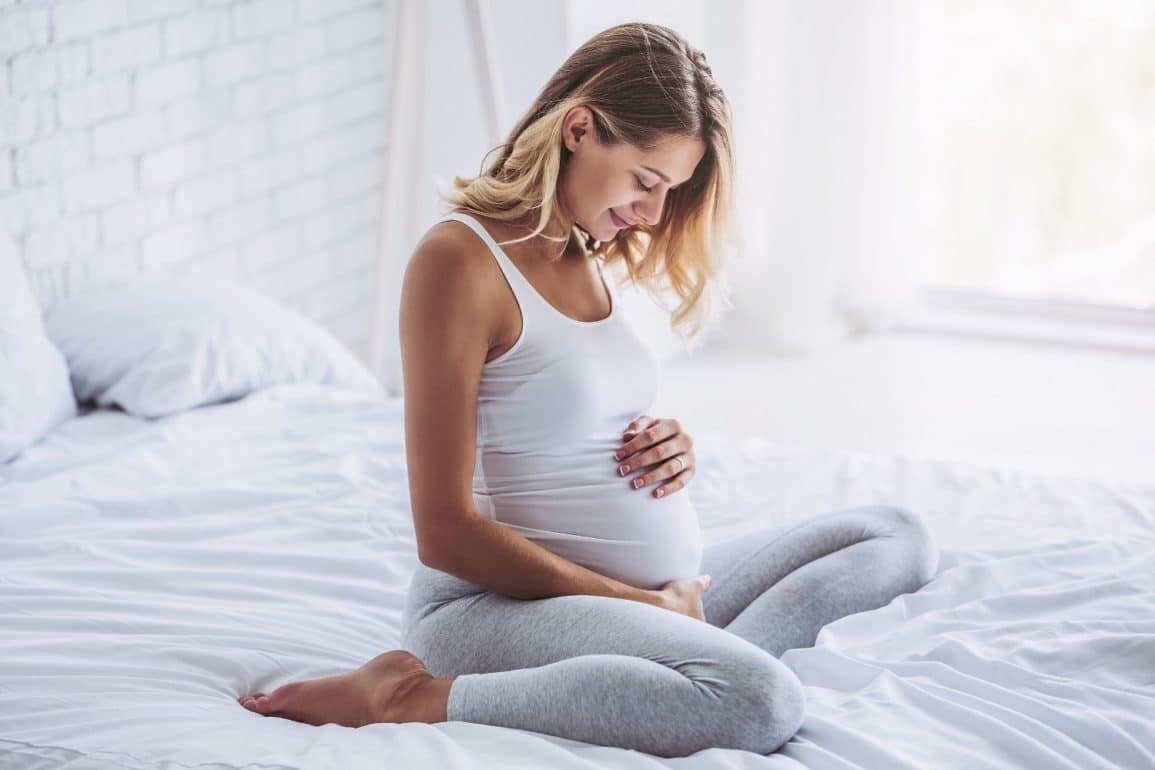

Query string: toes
262 681 303 712
237 683 305 717
238 692 269 712
242 697 273 713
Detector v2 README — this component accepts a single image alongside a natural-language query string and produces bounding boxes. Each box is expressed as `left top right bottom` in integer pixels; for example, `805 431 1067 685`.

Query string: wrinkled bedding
2 384 1152 769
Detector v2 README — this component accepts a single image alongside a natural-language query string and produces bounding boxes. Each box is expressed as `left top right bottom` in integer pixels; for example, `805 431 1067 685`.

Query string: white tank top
439 211 703 590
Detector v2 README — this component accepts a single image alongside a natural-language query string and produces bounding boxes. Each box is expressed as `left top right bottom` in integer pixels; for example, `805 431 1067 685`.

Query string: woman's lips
610 209 631 228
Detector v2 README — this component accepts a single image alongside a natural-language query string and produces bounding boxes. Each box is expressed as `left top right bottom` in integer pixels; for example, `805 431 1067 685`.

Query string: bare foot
237 650 446 727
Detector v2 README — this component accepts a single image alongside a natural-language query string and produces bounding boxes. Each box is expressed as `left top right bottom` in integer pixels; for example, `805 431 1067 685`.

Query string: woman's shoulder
422 209 500 255
417 210 486 255
408 213 505 306
405 213 515 360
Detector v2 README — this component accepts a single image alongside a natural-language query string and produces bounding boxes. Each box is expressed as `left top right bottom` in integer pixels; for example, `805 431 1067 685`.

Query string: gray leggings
401 505 939 757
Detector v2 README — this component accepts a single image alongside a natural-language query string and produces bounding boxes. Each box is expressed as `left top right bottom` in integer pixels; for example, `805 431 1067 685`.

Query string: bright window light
911 1 1155 312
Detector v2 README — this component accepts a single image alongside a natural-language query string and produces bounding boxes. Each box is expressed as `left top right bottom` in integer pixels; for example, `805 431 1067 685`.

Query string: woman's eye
633 175 653 193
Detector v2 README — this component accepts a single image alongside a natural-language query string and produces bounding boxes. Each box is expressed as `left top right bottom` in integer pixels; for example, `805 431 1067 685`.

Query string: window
911 1 1155 314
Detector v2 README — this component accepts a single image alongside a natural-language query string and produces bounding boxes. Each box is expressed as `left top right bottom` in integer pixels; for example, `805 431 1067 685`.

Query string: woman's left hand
613 415 695 499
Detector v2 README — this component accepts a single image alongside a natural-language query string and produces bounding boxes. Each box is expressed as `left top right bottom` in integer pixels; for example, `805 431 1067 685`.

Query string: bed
2 268 1153 769
3 380 1154 769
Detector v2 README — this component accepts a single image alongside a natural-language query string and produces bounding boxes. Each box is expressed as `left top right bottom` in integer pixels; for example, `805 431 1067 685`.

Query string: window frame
898 287 1155 355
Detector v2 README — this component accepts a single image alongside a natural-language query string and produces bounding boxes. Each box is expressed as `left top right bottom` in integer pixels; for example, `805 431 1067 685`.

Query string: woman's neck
503 209 589 262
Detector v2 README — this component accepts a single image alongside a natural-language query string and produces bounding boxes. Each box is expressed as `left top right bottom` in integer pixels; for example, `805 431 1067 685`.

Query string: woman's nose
634 196 663 226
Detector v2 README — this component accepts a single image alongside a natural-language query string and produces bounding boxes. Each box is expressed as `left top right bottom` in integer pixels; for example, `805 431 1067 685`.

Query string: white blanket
1 384 1152 769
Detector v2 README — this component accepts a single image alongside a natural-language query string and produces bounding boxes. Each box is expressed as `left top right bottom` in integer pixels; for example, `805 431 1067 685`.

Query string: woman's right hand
654 574 712 621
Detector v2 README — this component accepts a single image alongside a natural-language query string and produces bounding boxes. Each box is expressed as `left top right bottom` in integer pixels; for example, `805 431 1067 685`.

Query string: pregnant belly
474 449 703 590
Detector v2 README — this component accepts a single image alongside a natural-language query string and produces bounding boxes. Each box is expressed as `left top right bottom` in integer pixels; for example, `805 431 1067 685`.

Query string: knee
875 505 940 589
714 653 806 755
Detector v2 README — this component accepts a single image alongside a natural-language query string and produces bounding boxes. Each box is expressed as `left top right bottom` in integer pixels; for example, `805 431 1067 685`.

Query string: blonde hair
439 22 740 342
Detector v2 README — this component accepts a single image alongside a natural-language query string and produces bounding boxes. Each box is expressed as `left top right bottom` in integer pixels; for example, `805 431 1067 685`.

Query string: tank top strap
437 211 540 312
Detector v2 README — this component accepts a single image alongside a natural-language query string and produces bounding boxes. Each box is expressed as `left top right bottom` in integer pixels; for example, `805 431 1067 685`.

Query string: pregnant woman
239 22 939 757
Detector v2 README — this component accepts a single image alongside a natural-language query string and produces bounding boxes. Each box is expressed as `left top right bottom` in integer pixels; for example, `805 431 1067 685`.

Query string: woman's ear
562 106 593 151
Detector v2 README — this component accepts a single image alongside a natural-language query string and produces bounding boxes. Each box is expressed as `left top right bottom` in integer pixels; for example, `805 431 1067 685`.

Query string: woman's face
558 106 706 243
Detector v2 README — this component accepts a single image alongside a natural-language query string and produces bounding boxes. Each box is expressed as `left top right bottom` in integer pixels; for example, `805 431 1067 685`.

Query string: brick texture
0 0 394 361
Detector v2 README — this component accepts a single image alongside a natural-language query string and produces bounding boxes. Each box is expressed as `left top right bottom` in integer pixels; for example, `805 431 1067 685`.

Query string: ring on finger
673 456 685 474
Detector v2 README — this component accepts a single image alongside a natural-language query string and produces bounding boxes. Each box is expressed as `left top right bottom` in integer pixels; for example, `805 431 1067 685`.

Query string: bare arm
399 227 664 607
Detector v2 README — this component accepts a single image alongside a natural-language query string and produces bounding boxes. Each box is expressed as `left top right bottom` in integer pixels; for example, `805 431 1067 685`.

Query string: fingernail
618 464 629 475
613 451 623 461
632 478 643 489
655 488 664 498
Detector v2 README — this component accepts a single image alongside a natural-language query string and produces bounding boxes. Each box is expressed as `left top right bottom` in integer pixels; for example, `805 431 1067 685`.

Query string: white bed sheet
1 384 1152 770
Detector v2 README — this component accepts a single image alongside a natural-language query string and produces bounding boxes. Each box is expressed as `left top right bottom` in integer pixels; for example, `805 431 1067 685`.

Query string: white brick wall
1 0 394 361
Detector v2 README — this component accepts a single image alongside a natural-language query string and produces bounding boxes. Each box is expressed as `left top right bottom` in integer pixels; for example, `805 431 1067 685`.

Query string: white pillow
44 278 384 419
0 233 77 464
